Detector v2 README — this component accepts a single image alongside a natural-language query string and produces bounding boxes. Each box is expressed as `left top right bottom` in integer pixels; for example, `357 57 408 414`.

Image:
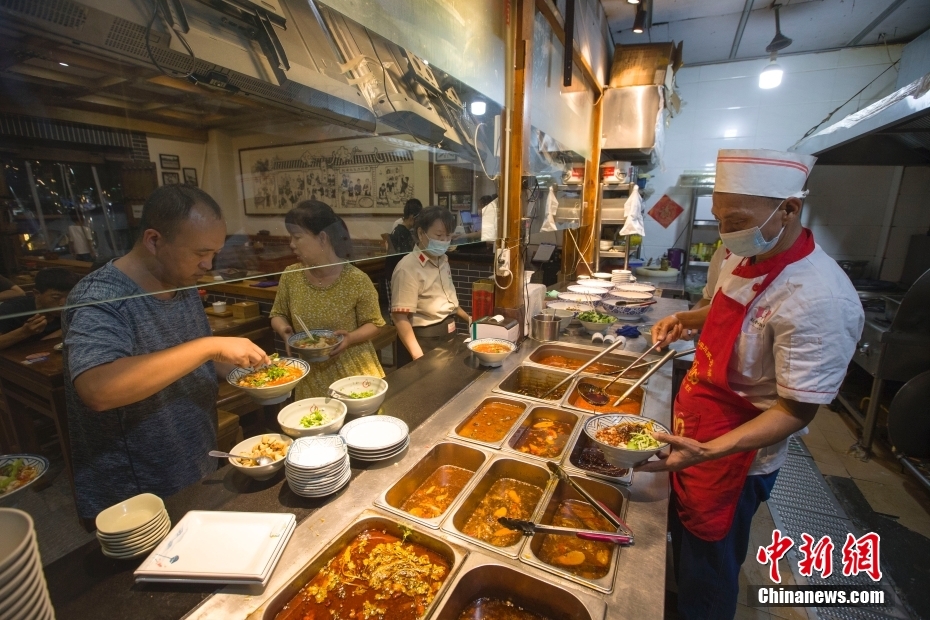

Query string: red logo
798 533 834 579
757 530 794 583
758 530 883 583
842 533 882 582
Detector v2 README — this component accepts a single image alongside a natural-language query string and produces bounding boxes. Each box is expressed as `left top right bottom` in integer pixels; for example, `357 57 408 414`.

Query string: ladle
578 342 663 406
611 347 682 406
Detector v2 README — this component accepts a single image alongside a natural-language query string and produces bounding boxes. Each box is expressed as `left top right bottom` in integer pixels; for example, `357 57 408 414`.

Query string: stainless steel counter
187 296 687 620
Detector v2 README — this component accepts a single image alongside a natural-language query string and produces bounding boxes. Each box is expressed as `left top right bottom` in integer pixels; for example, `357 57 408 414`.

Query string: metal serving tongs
536 337 627 400
546 461 635 540
577 341 664 406
609 346 696 407
497 518 633 546
594 347 696 378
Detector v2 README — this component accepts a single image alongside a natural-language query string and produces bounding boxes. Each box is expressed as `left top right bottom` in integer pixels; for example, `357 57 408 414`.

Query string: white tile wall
641 44 908 273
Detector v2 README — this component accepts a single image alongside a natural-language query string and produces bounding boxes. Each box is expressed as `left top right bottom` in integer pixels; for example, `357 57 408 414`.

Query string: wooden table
0 313 272 503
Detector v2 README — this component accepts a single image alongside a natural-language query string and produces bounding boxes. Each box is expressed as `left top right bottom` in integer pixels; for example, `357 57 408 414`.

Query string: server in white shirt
644 149 864 619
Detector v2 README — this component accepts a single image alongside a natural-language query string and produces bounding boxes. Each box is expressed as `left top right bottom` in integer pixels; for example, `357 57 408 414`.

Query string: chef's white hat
715 149 817 199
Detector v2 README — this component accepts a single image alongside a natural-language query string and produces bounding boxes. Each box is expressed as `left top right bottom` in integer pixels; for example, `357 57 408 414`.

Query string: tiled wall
640 45 909 276
881 167 930 281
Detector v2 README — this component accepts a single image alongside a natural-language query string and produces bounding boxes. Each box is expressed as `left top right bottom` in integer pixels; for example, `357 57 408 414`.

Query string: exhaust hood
791 72 930 166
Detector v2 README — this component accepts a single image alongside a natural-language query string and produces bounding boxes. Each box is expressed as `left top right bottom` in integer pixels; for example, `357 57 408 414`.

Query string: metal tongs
537 337 627 400
547 462 634 540
496 518 633 546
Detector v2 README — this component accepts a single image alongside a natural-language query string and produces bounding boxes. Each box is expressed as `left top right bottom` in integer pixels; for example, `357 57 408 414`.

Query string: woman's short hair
285 200 352 259
414 206 455 238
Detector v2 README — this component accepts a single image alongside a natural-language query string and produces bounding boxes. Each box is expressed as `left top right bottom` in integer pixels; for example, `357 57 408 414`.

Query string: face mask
719 199 786 258
422 235 451 256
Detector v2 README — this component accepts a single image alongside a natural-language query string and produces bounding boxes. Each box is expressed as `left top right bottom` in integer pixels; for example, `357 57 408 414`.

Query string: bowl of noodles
288 330 344 363
584 414 670 468
227 356 310 405
467 338 516 367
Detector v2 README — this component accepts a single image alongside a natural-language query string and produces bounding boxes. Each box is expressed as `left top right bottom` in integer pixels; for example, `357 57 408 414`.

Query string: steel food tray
440 456 553 559
526 342 654 381
518 474 629 593
255 510 468 620
501 405 583 464
560 421 634 486
430 551 607 620
448 396 531 450
375 441 493 529
559 375 650 416
492 365 574 405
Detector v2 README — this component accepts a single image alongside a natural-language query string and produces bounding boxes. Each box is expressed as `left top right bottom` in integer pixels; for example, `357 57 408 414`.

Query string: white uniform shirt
390 248 459 327
706 242 864 474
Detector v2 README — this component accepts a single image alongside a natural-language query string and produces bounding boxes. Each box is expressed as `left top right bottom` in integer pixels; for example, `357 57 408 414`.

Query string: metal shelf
600 250 627 257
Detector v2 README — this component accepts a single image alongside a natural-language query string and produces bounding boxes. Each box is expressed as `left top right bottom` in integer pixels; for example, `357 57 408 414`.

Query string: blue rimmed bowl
227 357 310 405
584 414 670 468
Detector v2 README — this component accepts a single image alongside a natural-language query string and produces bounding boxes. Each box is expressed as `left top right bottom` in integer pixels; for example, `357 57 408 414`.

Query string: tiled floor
723 405 930 620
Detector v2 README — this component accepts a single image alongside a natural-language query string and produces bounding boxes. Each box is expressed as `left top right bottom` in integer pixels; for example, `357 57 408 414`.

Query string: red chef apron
672 229 814 541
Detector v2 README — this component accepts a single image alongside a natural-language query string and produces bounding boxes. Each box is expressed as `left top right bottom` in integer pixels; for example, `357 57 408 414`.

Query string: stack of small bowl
0 509 54 620
611 269 634 285
285 436 351 498
95 493 170 559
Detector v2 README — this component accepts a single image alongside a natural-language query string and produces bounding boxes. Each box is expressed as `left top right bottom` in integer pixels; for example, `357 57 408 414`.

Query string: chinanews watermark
749 530 891 608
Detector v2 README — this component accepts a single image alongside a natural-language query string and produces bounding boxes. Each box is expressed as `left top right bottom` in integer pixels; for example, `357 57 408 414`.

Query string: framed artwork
183 168 198 186
159 154 180 170
239 135 429 216
434 151 457 162
162 171 180 185
437 194 449 208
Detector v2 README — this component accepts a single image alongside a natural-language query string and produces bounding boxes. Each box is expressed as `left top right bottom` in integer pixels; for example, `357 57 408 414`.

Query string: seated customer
389 198 422 255
0 274 26 302
0 268 77 350
63 185 269 520
270 201 385 399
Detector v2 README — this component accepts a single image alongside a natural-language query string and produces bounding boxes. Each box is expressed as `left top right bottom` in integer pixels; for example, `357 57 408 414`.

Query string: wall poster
239 136 428 216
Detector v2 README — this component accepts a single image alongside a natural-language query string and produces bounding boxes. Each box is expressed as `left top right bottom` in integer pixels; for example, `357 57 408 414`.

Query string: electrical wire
145 0 195 79
474 122 501 181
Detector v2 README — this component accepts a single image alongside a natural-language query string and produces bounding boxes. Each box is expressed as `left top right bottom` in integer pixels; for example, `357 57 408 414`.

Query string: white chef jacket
706 241 864 475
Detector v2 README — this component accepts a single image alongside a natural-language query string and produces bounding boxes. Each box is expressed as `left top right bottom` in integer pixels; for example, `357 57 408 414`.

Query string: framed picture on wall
434 151 457 162
162 171 180 185
183 168 198 186
437 194 449 208
159 154 180 170
238 134 429 216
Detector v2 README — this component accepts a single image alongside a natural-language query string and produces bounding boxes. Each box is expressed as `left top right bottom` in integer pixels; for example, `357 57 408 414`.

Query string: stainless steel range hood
791 72 930 166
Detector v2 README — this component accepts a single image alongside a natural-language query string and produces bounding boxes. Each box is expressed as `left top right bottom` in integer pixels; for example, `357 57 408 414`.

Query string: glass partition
0 1 505 329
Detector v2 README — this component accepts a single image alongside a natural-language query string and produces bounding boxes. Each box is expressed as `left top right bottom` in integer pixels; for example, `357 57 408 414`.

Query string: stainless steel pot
530 313 560 342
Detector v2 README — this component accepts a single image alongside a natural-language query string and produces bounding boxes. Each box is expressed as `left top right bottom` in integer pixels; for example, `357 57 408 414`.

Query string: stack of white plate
611 269 634 285
339 416 410 462
0 509 54 620
96 493 170 560
134 511 295 587
566 284 607 296
285 436 351 497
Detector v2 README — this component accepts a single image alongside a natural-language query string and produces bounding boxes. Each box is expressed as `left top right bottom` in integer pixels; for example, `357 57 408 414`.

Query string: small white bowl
467 338 516 367
584 414 670 468
592 272 613 280
227 433 293 480
227 357 310 405
580 319 614 334
607 290 654 303
328 376 388 416
95 493 165 535
278 398 347 437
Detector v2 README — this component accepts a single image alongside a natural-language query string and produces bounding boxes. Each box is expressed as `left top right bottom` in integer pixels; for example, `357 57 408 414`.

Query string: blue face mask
719 199 786 258
424 237 451 256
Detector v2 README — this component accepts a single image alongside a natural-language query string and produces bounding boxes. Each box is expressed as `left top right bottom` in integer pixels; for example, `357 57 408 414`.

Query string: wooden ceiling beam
6 63 95 88
0 102 207 141
146 74 264 109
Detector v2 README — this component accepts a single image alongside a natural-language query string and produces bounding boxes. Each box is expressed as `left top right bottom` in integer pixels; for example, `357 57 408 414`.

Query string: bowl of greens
288 330 344 363
277 397 348 438
584 414 670 468
577 310 615 334
327 375 389 416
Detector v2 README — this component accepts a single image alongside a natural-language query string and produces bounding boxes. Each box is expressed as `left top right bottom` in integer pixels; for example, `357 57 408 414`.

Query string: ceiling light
724 128 738 138
59 62 69 67
759 59 783 89
632 6 646 34
470 101 486 116
626 0 640 4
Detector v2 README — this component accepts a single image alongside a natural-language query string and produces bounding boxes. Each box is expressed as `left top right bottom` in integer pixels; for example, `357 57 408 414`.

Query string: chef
643 149 864 619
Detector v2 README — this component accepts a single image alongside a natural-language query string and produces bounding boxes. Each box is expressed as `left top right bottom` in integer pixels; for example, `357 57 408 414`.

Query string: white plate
347 436 410 456
100 520 171 554
288 469 351 497
339 416 408 451
592 272 613 279
0 558 39 616
0 553 38 606
285 462 349 485
607 290 653 301
285 436 347 469
558 292 601 303
613 283 656 293
544 301 595 315
3 570 42 619
134 511 295 581
285 461 348 481
574 279 613 288
96 510 169 542
566 285 606 296
0 530 36 594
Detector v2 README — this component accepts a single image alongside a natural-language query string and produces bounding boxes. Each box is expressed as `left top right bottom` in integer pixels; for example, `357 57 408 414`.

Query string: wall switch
496 247 511 276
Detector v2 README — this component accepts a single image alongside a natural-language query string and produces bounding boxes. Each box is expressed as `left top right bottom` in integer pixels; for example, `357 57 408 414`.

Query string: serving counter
42 297 687 620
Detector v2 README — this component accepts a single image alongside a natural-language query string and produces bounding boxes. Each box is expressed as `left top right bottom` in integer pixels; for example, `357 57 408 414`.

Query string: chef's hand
635 432 709 472
210 337 271 368
651 315 683 350
21 314 47 336
328 330 351 358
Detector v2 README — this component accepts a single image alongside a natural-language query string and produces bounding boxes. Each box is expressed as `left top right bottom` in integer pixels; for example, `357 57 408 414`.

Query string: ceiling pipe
729 0 754 59
847 0 907 47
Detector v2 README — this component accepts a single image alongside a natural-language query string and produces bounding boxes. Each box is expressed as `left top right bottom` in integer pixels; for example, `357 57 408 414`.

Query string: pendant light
632 4 646 34
759 5 792 89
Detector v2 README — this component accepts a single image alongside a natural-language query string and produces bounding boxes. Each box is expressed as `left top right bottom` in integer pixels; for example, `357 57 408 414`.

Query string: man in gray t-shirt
63 186 269 520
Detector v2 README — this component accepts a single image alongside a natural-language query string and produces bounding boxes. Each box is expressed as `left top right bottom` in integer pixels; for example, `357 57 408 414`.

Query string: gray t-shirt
63 262 217 519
